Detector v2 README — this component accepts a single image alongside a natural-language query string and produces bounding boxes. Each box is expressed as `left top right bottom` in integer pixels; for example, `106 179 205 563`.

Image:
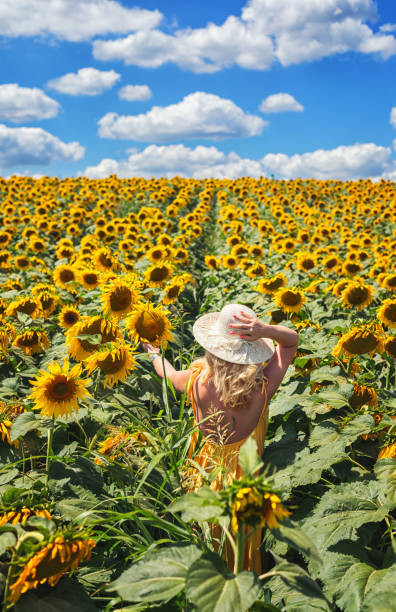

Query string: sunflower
94 432 129 464
93 247 117 273
322 255 340 272
342 261 363 277
0 507 52 526
53 264 77 290
332 324 384 358
384 336 396 358
349 383 378 409
66 316 122 361
14 255 31 271
0 322 17 351
222 254 238 269
8 535 95 604
230 486 290 533
249 245 265 259
332 278 351 297
58 305 81 330
162 279 185 305
37 291 59 317
340 280 374 311
204 255 219 270
378 442 396 459
6 297 41 320
28 357 92 418
101 278 141 320
381 273 396 292
245 263 266 279
125 302 173 348
84 343 137 388
144 263 173 287
295 252 317 272
274 287 306 313
13 330 50 355
78 269 101 290
376 298 396 329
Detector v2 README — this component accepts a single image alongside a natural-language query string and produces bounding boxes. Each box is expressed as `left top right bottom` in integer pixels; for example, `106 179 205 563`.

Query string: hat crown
214 303 256 338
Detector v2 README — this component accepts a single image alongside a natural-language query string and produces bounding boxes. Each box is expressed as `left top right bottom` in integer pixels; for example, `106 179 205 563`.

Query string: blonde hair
191 351 265 411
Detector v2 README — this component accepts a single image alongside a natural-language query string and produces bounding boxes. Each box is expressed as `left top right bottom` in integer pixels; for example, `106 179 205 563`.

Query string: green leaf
10 412 41 441
238 436 263 476
334 562 388 612
186 553 261 612
0 468 19 485
267 559 328 602
272 520 321 564
303 480 390 554
0 527 17 555
361 565 396 612
14 577 97 612
170 487 224 522
109 544 202 603
374 458 396 507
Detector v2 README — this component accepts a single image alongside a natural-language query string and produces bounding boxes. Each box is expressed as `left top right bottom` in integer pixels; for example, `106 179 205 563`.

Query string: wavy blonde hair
191 351 265 411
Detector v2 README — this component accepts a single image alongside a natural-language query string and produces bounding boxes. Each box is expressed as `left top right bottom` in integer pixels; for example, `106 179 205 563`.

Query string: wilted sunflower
58 305 81 330
376 298 396 328
37 291 59 317
28 357 92 418
94 431 130 464
274 287 306 314
144 262 173 287
101 278 141 320
0 321 16 351
381 273 396 292
53 264 77 290
230 486 290 533
84 342 137 388
125 302 173 348
349 383 378 409
13 330 50 355
66 316 122 361
340 280 374 311
384 336 396 358
8 534 95 604
333 324 384 358
0 507 52 526
378 442 396 459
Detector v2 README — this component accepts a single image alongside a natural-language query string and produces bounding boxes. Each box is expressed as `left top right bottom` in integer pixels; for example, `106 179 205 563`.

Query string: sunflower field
0 174 395 611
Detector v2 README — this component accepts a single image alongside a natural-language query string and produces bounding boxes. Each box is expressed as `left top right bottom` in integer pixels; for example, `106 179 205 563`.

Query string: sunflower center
167 285 181 299
99 351 126 374
18 300 37 315
344 332 378 354
17 332 39 347
300 258 315 270
136 312 163 342
109 287 132 311
149 266 170 282
49 377 75 400
60 269 74 282
386 275 396 288
99 253 113 268
384 304 396 322
65 312 78 324
345 263 361 274
281 291 302 306
84 273 98 285
265 278 284 290
345 287 370 305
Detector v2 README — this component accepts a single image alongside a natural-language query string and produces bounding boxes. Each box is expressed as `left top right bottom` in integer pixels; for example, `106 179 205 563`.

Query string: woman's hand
228 310 267 341
140 342 160 354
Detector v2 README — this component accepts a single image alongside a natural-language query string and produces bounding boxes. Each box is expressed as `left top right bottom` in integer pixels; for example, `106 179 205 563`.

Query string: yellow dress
186 363 269 574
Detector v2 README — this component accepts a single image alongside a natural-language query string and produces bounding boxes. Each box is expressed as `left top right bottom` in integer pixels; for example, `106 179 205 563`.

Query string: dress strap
260 375 269 414
186 364 203 415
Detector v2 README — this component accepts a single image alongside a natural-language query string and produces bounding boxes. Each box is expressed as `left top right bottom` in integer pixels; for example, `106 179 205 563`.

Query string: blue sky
1 0 396 180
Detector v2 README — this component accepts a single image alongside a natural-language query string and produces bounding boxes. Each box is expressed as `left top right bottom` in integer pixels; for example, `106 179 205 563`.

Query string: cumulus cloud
390 107 396 129
0 0 162 42
93 0 396 73
80 144 264 179
47 67 120 96
98 92 266 141
261 143 393 180
79 141 396 181
118 85 152 101
0 83 60 122
0 124 84 168
259 93 304 113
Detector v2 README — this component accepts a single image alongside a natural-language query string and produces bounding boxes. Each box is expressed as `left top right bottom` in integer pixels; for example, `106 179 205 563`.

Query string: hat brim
193 312 275 365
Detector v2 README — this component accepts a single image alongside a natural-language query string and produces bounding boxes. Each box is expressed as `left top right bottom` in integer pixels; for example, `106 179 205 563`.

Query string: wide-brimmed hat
192 303 275 364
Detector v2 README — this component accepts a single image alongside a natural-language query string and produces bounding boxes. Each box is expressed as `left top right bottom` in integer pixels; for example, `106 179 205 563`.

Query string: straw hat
192 303 275 364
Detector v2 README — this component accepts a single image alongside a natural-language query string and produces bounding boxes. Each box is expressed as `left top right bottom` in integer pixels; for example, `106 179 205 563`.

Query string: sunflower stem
347 357 355 377
45 415 55 488
234 524 246 574
2 548 16 610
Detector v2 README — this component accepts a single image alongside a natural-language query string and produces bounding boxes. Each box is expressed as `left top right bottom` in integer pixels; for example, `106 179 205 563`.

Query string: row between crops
0 175 395 611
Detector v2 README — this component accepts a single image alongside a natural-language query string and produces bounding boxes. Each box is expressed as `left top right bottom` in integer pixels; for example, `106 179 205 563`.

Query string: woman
141 303 298 573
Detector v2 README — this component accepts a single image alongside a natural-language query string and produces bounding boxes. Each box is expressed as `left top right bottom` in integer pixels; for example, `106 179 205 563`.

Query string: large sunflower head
84 342 137 388
340 280 374 311
222 254 238 269
274 286 306 313
381 273 396 292
349 383 378 409
6 297 42 320
342 261 363 277
66 316 122 361
125 302 173 348
144 262 173 287
101 278 142 320
93 247 118 273
58 305 81 330
28 357 92 418
333 324 384 358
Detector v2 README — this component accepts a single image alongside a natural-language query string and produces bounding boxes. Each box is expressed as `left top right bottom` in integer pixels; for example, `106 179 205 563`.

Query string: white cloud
47 67 120 96
93 0 396 73
0 0 162 42
118 85 152 101
0 124 84 168
379 24 396 33
390 107 396 129
80 144 264 179
261 143 393 180
80 141 396 181
98 92 266 141
0 83 60 122
259 93 304 113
